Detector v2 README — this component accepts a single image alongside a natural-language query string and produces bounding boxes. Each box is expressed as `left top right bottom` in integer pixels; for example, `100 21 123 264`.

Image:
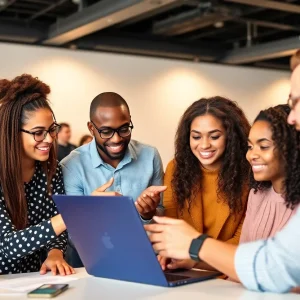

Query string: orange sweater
163 160 248 244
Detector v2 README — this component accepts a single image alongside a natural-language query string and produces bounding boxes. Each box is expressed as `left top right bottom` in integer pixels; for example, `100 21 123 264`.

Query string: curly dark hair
0 74 57 229
172 96 251 214
250 104 300 209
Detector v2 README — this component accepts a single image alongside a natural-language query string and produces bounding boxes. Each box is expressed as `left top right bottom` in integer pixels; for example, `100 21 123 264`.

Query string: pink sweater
240 187 298 243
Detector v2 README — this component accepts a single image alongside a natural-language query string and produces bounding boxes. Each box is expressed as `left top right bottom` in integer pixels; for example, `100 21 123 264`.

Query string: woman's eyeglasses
21 124 61 142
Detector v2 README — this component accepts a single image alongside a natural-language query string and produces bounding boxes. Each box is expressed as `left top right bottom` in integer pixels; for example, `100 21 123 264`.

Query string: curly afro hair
172 96 251 214
250 104 300 209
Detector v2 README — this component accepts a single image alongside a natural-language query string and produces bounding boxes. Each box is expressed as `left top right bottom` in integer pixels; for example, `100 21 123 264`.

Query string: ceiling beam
152 9 233 36
186 17 300 42
223 29 280 45
225 0 300 14
76 33 222 61
187 24 241 40
116 1 183 28
43 0 182 45
27 0 69 21
0 20 46 43
233 17 300 32
185 7 268 41
152 5 274 37
221 35 300 64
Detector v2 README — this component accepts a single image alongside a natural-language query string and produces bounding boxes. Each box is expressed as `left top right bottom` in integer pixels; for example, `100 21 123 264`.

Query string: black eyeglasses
287 95 300 109
21 124 61 142
91 120 134 139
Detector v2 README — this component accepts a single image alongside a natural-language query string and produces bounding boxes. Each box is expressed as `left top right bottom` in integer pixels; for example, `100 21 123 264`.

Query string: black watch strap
189 234 210 262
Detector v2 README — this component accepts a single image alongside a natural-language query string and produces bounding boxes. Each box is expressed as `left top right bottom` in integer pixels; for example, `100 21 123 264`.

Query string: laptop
53 195 221 287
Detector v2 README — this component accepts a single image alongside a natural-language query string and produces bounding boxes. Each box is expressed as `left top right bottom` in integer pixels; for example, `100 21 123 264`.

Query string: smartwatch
189 234 210 262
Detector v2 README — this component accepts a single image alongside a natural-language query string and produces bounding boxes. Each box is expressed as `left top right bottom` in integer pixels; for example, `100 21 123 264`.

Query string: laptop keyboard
165 273 190 282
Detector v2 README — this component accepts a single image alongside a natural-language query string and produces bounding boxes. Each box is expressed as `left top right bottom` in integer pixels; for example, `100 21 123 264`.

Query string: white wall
0 42 290 168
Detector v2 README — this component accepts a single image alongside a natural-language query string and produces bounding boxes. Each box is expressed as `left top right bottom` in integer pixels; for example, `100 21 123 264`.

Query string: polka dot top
0 163 67 274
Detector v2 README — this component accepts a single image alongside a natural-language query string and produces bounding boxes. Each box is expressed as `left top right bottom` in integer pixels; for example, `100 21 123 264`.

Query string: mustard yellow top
163 160 248 244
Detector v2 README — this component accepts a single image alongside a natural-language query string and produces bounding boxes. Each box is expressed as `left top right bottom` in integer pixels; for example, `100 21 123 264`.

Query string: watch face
189 235 210 262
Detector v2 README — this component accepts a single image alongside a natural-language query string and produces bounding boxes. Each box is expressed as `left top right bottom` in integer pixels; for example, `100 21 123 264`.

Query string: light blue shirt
235 207 300 293
60 139 164 211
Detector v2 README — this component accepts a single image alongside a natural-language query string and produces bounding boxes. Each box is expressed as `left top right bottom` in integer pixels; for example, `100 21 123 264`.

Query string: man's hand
135 186 167 219
91 178 122 196
145 216 200 259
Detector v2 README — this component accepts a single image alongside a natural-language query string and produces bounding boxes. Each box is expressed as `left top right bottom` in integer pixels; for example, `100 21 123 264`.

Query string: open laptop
53 195 221 287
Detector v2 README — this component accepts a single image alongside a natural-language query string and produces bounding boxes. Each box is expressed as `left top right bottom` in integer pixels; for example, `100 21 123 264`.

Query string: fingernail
143 194 146 198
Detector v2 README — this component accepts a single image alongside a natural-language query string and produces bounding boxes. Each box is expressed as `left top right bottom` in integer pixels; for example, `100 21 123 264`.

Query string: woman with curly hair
160 96 251 270
0 74 74 275
240 104 300 243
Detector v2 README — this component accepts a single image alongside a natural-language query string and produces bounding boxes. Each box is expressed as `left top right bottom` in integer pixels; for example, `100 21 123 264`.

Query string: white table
0 268 298 300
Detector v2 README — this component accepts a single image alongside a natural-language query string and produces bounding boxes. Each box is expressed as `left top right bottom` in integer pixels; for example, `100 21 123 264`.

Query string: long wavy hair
172 96 251 214
250 104 300 209
0 74 57 229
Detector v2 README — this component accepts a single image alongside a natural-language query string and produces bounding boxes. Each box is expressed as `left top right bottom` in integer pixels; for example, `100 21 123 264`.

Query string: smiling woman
159 96 251 271
21 111 61 165
0 74 74 276
240 104 300 243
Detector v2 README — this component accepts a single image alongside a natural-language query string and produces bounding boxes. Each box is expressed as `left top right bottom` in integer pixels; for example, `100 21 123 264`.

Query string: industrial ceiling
0 0 299 70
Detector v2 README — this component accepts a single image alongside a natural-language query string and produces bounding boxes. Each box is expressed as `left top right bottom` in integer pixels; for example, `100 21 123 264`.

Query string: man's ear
87 122 94 137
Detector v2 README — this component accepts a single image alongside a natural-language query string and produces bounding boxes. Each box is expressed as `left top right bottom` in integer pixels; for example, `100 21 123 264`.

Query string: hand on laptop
91 178 122 196
144 216 200 260
135 186 167 220
157 255 170 271
157 255 196 271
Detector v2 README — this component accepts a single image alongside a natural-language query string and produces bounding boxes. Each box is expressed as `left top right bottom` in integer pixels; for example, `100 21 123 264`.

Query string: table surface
0 268 298 300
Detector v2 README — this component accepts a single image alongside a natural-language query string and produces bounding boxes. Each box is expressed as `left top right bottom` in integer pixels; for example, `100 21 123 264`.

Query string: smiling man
61 92 165 266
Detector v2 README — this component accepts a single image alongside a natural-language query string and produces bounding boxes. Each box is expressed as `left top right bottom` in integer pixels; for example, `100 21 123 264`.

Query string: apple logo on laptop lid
102 232 114 249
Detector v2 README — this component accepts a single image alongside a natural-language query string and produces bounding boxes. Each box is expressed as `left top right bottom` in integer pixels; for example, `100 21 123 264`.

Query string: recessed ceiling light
0 0 7 6
214 21 224 28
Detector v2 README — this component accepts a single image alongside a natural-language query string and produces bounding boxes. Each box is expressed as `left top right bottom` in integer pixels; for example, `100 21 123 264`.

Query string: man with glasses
61 92 165 267
145 55 300 293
